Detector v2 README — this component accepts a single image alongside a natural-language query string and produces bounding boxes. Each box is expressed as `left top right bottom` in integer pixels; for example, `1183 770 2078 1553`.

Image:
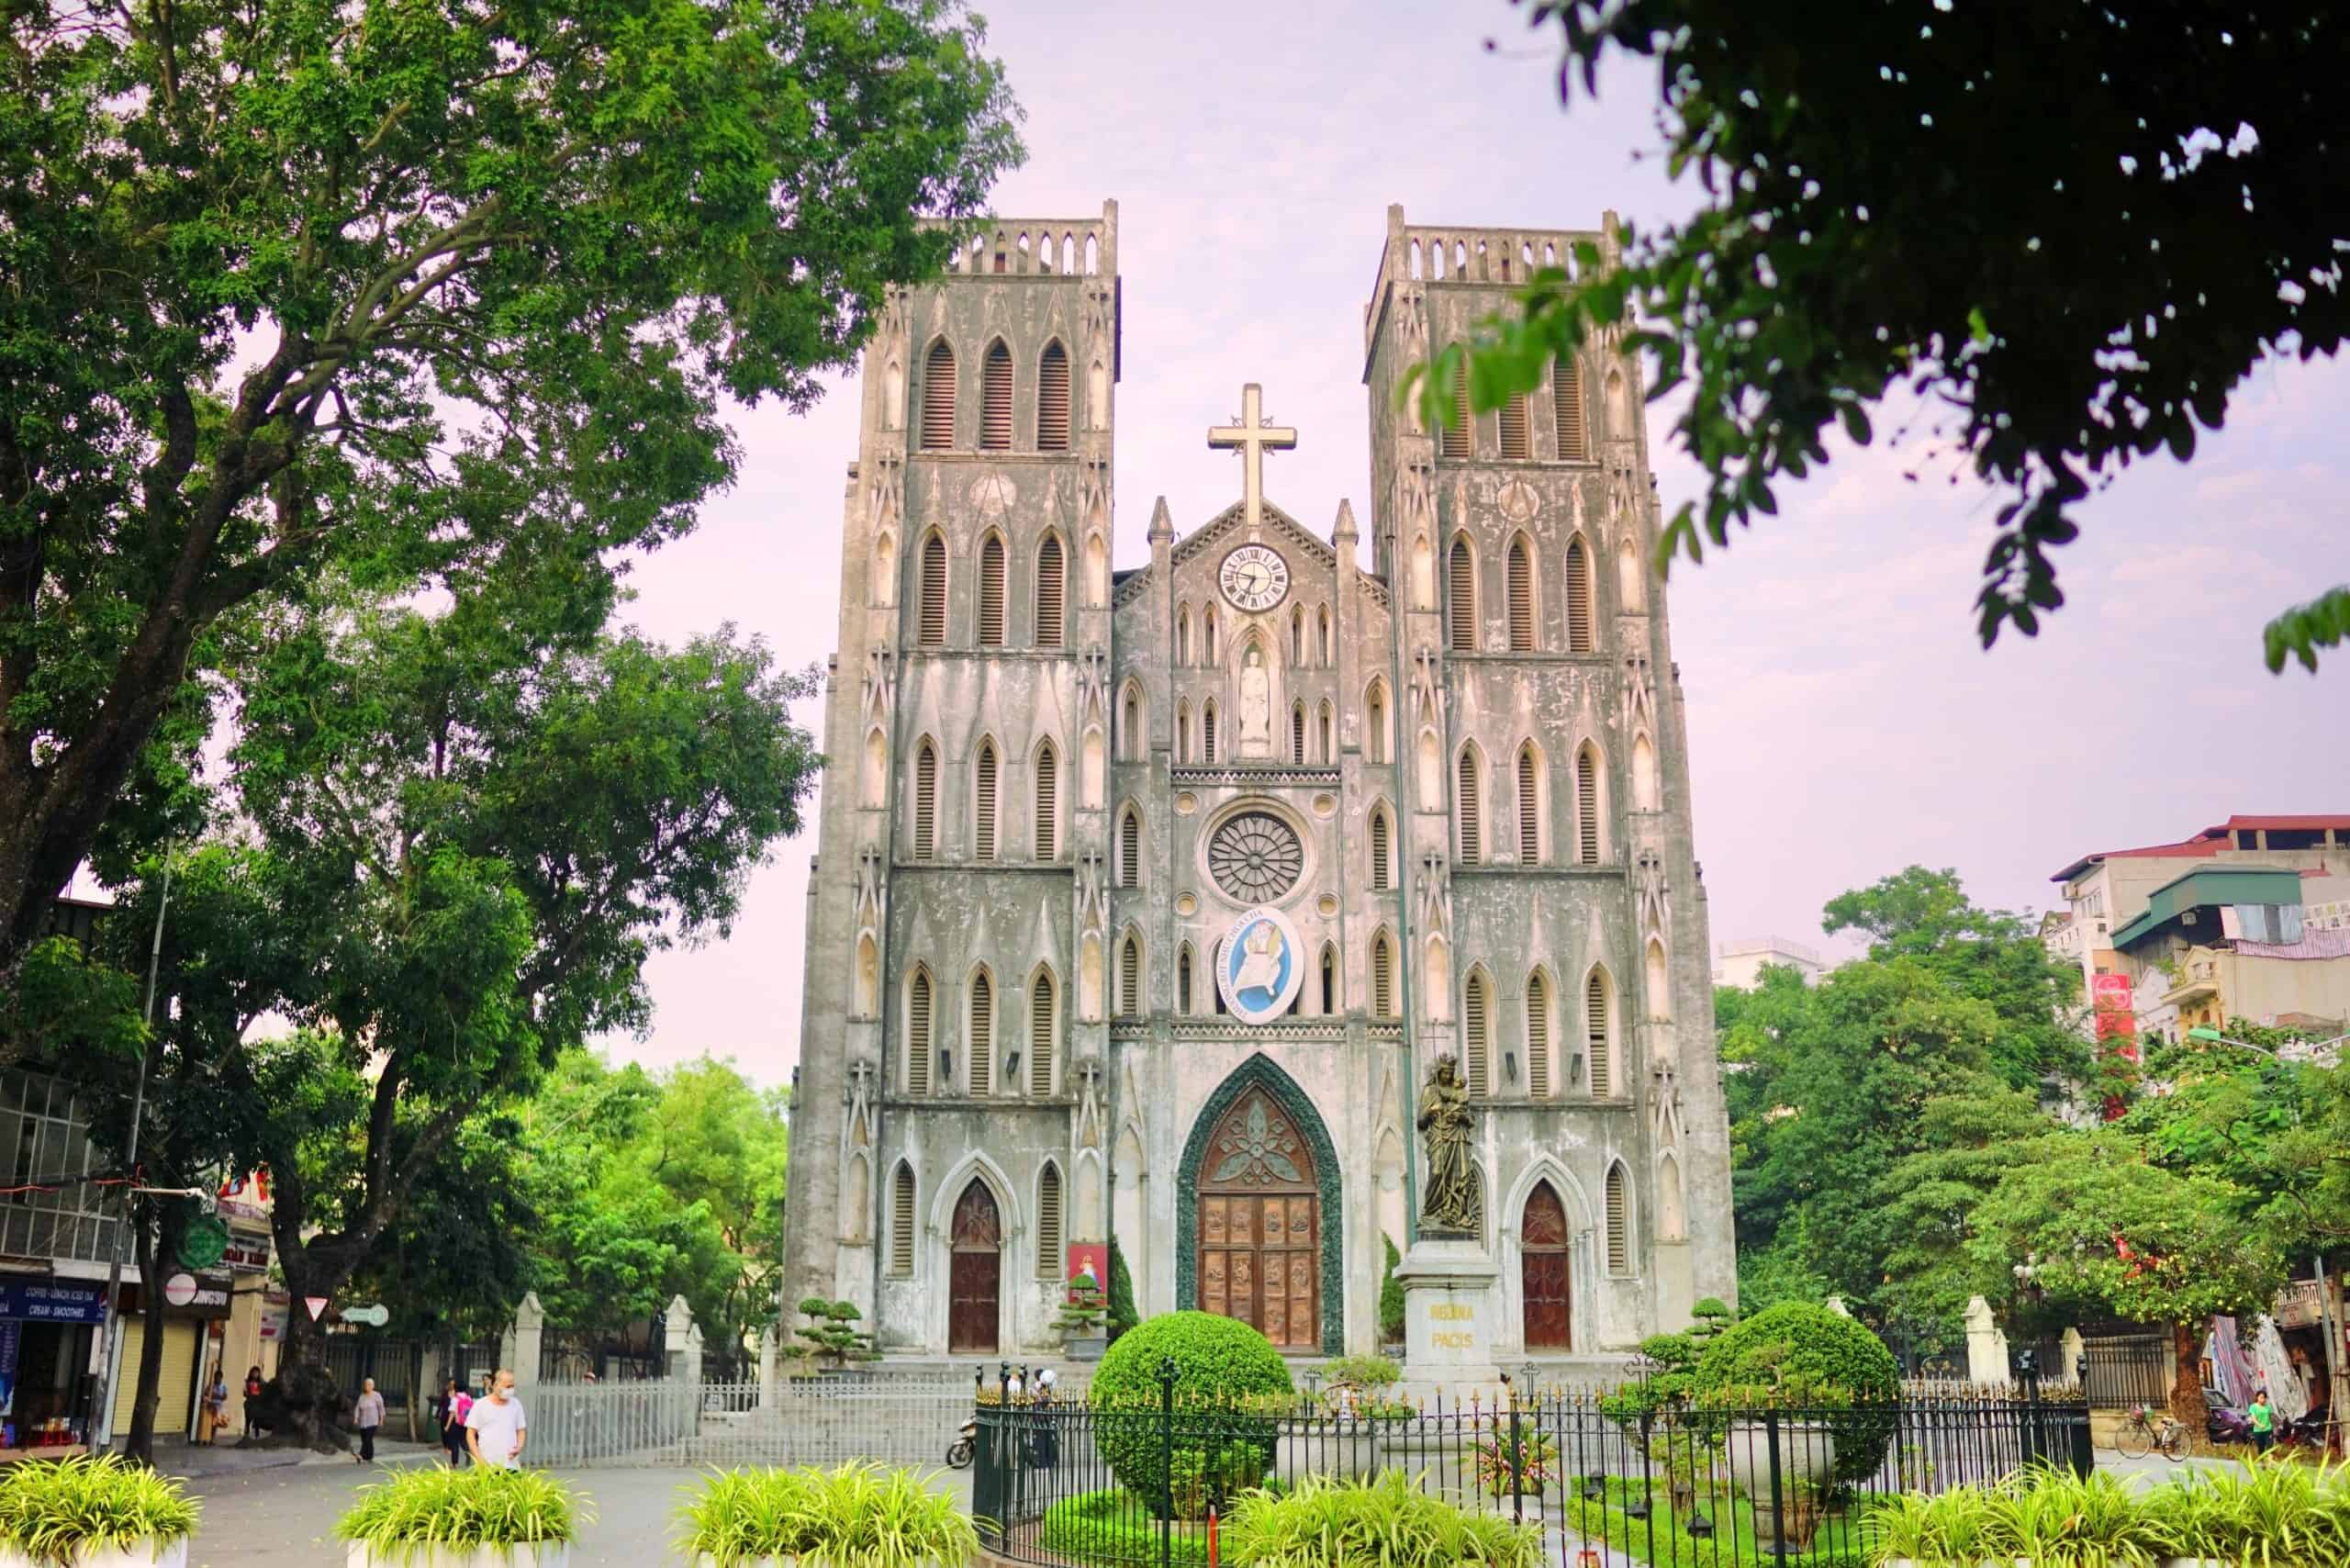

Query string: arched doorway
949 1180 1002 1353
1197 1088 1319 1350
1521 1182 1572 1350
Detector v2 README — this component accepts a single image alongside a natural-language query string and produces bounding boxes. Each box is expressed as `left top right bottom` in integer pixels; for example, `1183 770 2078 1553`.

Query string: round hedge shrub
1692 1302 1900 1484
1091 1312 1294 1517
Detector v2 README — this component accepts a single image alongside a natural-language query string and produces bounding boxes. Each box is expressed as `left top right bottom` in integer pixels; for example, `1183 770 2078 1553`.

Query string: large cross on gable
1207 383 1297 532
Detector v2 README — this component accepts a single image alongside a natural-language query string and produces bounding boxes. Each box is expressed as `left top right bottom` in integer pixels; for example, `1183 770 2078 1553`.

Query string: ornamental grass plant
673 1462 978 1568
1219 1471 1540 1568
335 1464 588 1562
0 1455 199 1566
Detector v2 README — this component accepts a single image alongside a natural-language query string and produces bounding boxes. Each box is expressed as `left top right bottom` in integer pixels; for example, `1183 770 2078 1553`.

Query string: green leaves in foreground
1220 1471 1542 1568
675 1462 979 1568
335 1465 589 1556
2265 585 2350 674
0 1456 200 1562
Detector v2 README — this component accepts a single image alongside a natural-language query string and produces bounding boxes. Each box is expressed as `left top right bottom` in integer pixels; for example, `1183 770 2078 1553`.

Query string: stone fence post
758 1326 780 1408
663 1294 699 1384
1964 1294 2010 1386
508 1293 546 1387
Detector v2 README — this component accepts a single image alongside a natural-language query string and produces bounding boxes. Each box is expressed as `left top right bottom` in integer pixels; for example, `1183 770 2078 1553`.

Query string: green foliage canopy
1091 1313 1292 1517
1434 2 2348 671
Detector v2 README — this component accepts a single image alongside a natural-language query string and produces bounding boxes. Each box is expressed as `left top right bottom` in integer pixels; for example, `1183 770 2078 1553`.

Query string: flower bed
335 1464 588 1568
675 1462 978 1568
0 1455 199 1568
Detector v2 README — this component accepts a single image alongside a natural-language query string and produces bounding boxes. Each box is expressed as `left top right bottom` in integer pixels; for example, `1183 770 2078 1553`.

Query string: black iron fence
318 1336 424 1413
971 1368 2091 1568
2079 1334 2169 1411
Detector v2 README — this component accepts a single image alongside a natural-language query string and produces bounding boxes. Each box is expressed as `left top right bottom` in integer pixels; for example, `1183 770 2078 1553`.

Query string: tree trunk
242 1247 362 1453
122 1200 185 1464
2170 1319 2210 1431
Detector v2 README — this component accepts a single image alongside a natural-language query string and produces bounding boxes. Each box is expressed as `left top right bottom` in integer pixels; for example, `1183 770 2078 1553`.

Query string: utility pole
88 843 174 1453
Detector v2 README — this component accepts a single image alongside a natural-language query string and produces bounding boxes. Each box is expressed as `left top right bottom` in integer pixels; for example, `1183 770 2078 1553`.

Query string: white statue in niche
1237 644 1273 757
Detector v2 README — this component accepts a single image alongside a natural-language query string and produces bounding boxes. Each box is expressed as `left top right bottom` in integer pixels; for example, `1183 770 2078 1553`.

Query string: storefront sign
221 1240 271 1273
2277 1278 2323 1329
0 1282 106 1326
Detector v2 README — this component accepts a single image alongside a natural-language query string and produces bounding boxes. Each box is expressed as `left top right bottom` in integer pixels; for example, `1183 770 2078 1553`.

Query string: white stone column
510 1292 545 1387
1964 1295 2009 1385
663 1294 697 1383
758 1327 780 1408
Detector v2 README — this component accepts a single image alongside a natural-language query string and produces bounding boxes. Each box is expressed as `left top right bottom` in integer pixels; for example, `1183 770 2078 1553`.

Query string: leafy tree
1876 1088 2072 1342
1436 2 2348 671
1107 1238 1140 1343
0 0 1020 966
1965 1133 2284 1425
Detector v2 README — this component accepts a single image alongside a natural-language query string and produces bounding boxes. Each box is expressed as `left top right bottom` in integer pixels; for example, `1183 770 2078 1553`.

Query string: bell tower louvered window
907 971 934 1095
1037 342 1070 450
918 533 947 647
1527 973 1552 1097
1507 536 1535 651
1178 946 1194 1014
1517 746 1541 863
1463 973 1491 1096
1119 809 1140 887
921 341 956 450
1498 392 1529 460
1292 705 1307 765
912 743 937 859
1035 535 1065 647
1030 974 1055 1095
1457 749 1482 865
1372 934 1395 1018
978 536 1006 645
1119 935 1140 1017
1371 809 1391 891
1439 354 1472 458
1321 946 1337 1014
1587 969 1611 1096
1202 703 1218 764
968 971 993 1095
1565 536 1594 653
980 341 1013 450
1605 1163 1630 1274
1554 356 1588 462
890 1163 916 1274
973 742 998 861
1035 745 1058 860
1036 1164 1063 1277
1576 745 1601 864
1448 536 1475 652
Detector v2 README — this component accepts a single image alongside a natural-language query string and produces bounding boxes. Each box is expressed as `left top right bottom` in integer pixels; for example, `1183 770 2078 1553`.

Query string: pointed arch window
978 534 1006 645
1037 342 1071 451
1318 701 1334 765
1320 944 1337 1014
1176 607 1192 666
1553 356 1588 462
1527 971 1553 1097
1121 685 1143 762
1178 944 1195 1015
1498 390 1530 460
1507 535 1536 651
1463 972 1492 1095
968 971 994 1094
921 341 956 450
1292 605 1306 665
918 533 947 647
1448 535 1476 652
1587 969 1613 1096
1318 605 1333 664
1605 1162 1631 1274
1565 536 1595 653
1457 747 1483 865
1119 934 1142 1018
907 970 934 1096
1034 744 1058 860
912 742 937 859
1202 702 1219 765
1036 1162 1064 1276
1177 700 1192 764
980 341 1013 450
1204 607 1220 662
1119 807 1141 888
1030 972 1056 1095
1372 932 1396 1018
1366 682 1389 763
1439 353 1472 458
1292 704 1307 765
1370 806 1392 892
1576 745 1602 864
973 741 999 861
890 1163 916 1274
1035 535 1066 647
1516 745 1541 864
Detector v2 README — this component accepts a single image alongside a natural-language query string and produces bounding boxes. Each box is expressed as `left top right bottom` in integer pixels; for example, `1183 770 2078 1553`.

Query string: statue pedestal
1395 1238 1502 1400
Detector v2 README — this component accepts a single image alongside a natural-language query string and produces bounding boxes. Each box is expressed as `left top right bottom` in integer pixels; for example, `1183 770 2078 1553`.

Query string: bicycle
2115 1403 2190 1461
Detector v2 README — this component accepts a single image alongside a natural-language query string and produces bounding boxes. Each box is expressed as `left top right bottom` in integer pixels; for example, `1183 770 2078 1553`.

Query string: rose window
1208 812 1304 902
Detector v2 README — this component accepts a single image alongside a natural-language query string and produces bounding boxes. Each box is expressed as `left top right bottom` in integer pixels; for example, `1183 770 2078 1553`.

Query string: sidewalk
156 1435 443 1479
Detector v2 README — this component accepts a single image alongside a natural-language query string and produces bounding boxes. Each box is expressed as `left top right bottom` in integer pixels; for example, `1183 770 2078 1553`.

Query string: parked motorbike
2207 1406 2254 1445
946 1416 978 1470
2276 1409 2331 1452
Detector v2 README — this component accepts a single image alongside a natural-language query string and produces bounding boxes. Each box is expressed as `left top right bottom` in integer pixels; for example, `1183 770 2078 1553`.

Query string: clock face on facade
1218 544 1290 612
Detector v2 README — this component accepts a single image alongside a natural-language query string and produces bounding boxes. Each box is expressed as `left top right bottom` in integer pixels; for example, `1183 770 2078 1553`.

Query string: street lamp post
2182 1025 2347 1455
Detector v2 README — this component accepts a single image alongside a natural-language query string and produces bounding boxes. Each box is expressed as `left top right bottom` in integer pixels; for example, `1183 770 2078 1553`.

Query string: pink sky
602 0 2350 1087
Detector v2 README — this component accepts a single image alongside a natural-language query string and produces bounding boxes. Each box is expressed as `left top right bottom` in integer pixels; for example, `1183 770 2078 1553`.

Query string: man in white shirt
465 1368 529 1469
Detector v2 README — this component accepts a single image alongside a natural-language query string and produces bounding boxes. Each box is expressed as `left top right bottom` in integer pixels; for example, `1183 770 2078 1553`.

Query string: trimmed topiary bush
1091 1312 1294 1518
1692 1301 1900 1484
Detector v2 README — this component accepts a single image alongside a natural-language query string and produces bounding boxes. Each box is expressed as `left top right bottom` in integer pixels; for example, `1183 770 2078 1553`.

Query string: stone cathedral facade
781 201 1736 1364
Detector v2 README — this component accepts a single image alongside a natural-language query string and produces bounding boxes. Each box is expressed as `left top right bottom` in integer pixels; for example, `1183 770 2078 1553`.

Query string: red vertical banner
2090 972 2139 1058
1066 1243 1107 1303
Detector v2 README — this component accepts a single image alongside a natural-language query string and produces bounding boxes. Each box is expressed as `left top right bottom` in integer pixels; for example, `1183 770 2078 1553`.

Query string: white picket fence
520 1377 978 1468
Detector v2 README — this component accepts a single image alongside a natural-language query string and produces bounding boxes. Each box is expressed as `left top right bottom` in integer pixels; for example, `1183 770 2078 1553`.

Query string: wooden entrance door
1196 1089 1319 1350
1521 1181 1571 1350
948 1180 1002 1353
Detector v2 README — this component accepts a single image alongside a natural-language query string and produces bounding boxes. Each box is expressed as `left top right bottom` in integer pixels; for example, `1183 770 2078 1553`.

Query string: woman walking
437 1378 473 1466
